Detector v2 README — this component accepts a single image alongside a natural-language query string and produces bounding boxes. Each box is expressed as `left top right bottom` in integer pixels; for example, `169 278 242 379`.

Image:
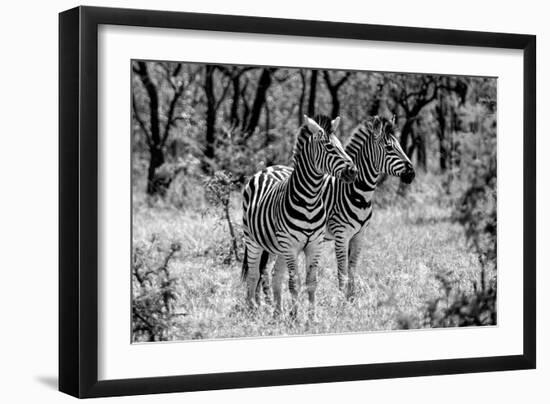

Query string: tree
297 69 307 125
217 66 255 129
388 74 439 170
243 68 276 139
132 61 189 196
435 92 450 172
307 69 318 116
322 70 351 118
203 65 231 171
434 76 468 172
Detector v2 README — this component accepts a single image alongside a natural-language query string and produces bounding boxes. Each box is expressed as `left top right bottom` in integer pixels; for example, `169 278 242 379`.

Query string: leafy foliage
419 102 497 327
203 171 242 263
132 236 183 342
423 276 497 327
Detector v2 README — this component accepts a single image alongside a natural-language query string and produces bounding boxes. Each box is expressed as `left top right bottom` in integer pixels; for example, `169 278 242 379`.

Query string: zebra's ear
372 116 383 142
364 118 373 132
331 116 341 132
303 115 323 136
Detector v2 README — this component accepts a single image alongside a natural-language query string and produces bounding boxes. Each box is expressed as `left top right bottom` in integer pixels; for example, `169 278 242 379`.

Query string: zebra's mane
312 114 333 134
291 125 310 163
291 114 333 163
344 116 393 159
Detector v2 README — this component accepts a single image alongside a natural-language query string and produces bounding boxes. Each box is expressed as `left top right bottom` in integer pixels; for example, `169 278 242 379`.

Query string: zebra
321 115 415 298
241 115 357 319
261 115 415 302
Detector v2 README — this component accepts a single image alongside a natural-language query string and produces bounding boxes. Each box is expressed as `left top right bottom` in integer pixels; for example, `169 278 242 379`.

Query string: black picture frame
59 5 536 398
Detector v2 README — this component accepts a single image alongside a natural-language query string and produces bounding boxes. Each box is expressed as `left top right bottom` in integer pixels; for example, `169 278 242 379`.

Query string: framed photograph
59 5 536 398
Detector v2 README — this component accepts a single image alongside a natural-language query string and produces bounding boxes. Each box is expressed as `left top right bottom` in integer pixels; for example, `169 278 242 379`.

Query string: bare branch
133 61 162 148
214 73 232 110
333 71 351 88
161 83 185 146
132 93 153 147
323 70 351 90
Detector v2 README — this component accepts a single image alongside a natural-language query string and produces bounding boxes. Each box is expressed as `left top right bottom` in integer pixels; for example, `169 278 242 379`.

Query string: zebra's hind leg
304 242 322 322
334 236 350 295
284 254 300 320
258 251 273 305
244 243 263 310
347 234 363 300
272 255 286 317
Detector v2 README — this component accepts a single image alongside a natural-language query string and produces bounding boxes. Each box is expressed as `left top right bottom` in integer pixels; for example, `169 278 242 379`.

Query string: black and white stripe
263 116 414 300
322 115 415 297
241 115 357 318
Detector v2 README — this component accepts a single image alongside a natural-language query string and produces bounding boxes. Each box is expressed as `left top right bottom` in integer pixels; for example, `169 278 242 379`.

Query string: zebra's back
322 176 374 240
242 164 327 254
242 165 292 254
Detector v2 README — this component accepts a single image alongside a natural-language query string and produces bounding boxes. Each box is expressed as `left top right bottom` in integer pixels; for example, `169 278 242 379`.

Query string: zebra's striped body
241 115 356 319
265 116 415 300
322 116 415 297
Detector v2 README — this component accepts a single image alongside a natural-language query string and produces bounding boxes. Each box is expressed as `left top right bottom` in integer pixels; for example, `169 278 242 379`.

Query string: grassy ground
132 174 492 341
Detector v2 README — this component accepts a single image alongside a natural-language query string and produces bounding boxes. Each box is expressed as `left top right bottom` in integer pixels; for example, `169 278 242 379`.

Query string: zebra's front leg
347 234 363 300
304 242 322 322
272 255 286 316
334 236 350 294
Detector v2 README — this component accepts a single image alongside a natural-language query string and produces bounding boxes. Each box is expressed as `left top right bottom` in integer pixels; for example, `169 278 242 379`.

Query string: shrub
132 236 183 342
420 114 497 328
203 170 242 263
423 275 497 327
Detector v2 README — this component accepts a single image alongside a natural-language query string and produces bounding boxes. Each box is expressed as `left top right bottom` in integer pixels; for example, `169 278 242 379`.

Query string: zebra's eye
384 144 393 152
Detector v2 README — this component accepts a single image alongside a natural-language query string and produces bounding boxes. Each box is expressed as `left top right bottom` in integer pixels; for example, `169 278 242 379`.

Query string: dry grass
132 173 493 342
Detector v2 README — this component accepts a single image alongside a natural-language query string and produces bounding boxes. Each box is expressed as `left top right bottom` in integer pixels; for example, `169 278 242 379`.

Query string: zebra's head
364 115 415 184
302 114 357 183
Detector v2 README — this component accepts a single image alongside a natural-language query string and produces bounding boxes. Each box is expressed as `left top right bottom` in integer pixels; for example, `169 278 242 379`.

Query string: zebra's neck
345 126 379 193
288 150 326 204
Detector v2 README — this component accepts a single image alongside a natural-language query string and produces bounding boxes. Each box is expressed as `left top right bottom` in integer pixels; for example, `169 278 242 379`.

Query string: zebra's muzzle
400 169 415 184
340 165 358 183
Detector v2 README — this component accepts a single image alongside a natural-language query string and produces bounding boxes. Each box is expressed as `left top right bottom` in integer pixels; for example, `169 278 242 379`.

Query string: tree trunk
436 104 448 172
298 70 307 125
134 61 166 196
400 118 414 158
244 68 273 137
203 65 216 171
147 145 166 195
328 88 340 118
307 69 318 117
264 102 270 147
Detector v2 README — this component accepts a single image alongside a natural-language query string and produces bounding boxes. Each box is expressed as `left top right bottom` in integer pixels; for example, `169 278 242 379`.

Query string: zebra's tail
241 247 249 281
258 250 269 280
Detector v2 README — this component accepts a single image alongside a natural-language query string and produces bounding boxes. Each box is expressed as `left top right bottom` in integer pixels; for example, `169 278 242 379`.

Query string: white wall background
0 0 546 402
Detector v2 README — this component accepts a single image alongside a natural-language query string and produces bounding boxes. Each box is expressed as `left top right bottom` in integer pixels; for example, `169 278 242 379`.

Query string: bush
203 171 242 263
420 118 497 328
132 236 183 342
423 275 496 327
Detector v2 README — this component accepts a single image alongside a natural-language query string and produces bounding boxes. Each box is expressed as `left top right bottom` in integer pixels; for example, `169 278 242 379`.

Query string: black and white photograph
131 60 497 342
